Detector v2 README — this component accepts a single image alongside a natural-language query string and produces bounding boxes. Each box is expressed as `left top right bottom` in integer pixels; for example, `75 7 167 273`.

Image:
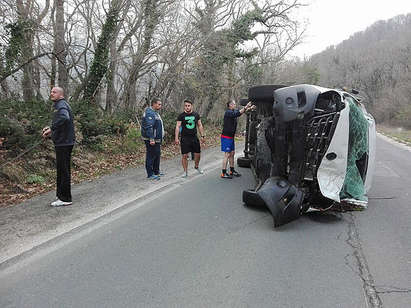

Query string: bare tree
72 0 127 103
55 0 68 90
122 0 165 110
187 0 304 117
16 0 50 101
0 0 306 120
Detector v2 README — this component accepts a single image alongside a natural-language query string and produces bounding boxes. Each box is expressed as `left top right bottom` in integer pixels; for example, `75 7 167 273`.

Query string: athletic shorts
221 135 235 152
181 136 201 154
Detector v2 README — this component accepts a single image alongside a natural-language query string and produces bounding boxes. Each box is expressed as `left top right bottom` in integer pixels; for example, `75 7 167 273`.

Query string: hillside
310 14 411 128
0 101 226 208
273 13 411 129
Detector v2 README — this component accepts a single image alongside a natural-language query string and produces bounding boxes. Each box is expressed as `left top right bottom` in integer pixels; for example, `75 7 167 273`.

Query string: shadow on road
305 211 343 224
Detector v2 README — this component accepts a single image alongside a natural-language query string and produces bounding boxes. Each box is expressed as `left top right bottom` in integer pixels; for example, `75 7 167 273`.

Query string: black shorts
181 136 201 154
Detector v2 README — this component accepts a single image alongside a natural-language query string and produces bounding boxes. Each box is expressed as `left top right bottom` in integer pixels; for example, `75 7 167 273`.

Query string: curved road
0 135 410 307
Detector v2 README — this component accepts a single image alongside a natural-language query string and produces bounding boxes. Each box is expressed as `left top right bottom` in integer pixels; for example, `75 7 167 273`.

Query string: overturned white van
240 84 376 227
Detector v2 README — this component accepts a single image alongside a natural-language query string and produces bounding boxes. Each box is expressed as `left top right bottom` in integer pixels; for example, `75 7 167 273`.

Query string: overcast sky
290 0 411 58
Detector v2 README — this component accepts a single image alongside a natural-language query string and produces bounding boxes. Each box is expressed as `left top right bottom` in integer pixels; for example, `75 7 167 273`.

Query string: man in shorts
221 99 253 178
175 99 205 178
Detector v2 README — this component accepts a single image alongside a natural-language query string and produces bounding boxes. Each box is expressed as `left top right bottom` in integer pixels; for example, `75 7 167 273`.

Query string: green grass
378 125 411 145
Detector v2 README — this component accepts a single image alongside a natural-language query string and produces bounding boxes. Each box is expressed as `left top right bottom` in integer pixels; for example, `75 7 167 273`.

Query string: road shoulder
0 144 239 265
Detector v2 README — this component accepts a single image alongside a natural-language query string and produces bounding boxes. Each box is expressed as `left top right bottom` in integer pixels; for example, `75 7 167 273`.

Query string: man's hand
245 103 256 112
200 136 205 145
150 139 155 146
175 139 180 145
42 126 51 138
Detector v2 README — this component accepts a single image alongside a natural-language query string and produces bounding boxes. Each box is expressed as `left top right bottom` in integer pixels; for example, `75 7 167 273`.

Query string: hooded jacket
141 107 164 143
51 99 75 147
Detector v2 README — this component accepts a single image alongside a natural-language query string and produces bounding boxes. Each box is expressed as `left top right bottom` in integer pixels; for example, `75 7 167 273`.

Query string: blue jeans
144 141 161 177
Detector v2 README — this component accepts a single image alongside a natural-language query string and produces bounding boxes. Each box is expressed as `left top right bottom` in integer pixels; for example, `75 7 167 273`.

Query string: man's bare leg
194 152 200 168
228 151 241 176
222 152 230 170
194 153 203 173
182 154 188 176
228 151 235 169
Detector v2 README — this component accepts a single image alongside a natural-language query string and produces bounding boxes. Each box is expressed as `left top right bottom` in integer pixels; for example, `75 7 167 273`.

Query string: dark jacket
141 107 164 143
222 109 241 137
51 99 75 147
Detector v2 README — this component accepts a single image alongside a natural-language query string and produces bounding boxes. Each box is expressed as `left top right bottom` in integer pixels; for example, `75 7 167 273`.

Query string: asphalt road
0 135 410 308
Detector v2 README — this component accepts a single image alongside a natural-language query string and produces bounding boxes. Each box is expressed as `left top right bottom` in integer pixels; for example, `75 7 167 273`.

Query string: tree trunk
55 0 68 92
16 0 50 101
0 62 10 99
0 81 10 100
123 56 142 110
105 32 119 113
16 0 33 101
203 88 219 118
83 0 124 103
33 53 43 100
50 1 57 88
123 0 160 109
21 47 35 101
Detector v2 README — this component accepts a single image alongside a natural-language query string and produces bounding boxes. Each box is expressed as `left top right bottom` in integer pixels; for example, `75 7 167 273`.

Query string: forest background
1 0 411 207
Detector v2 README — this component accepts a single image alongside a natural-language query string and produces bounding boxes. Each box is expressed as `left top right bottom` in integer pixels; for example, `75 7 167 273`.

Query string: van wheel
237 156 251 168
248 85 286 104
239 98 249 106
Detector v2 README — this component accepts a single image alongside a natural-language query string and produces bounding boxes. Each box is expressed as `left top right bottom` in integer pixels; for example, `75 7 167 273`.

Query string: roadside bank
0 144 242 266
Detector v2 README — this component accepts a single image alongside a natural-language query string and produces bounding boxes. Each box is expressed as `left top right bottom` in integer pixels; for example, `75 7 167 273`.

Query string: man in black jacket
42 87 75 206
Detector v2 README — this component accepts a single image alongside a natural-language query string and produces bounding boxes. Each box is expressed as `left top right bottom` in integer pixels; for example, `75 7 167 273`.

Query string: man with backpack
141 98 164 180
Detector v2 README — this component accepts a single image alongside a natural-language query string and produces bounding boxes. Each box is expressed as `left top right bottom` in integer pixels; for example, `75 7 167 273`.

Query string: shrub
0 100 50 151
71 101 129 141
161 110 180 143
26 174 45 184
393 105 411 129
121 123 141 153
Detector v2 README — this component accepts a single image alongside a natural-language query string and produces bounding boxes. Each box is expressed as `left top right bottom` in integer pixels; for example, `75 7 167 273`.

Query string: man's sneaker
230 169 242 177
194 167 204 174
148 175 160 181
51 199 72 207
221 173 233 179
181 172 188 178
155 172 165 177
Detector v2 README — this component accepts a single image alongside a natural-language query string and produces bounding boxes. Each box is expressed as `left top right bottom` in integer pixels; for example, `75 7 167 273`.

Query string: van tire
248 85 286 104
237 156 251 168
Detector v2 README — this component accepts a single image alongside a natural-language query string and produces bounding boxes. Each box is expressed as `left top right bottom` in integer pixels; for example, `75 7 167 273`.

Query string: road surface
0 135 410 307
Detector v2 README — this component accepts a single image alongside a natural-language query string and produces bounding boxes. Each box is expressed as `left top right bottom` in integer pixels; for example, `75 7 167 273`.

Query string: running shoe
51 199 72 207
221 173 233 179
229 169 241 177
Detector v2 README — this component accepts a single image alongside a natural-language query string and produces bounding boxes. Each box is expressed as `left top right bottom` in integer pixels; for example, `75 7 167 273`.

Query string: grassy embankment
0 124 227 208
377 125 411 146
5 123 407 209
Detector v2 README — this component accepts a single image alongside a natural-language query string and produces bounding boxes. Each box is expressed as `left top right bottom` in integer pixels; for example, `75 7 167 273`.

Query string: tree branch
0 51 62 83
